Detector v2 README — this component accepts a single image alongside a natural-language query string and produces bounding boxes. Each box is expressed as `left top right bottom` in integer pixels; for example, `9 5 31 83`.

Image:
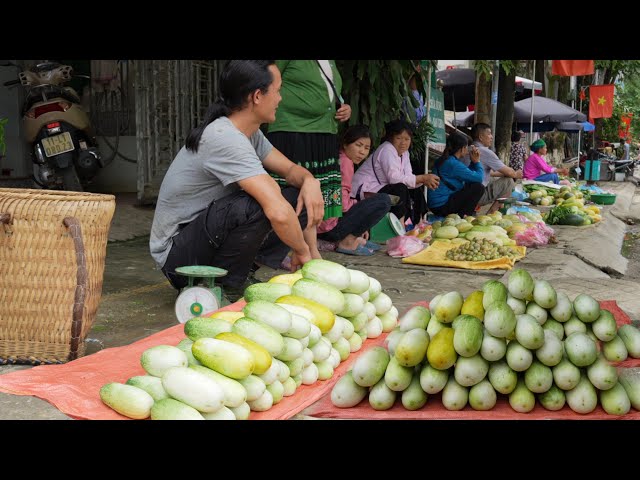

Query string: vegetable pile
99 259 400 420
331 268 640 415
444 238 519 262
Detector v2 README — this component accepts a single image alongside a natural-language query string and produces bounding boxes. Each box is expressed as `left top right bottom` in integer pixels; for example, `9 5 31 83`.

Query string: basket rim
0 187 115 201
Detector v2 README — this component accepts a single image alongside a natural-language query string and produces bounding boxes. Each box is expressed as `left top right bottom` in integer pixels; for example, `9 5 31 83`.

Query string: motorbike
2 61 104 191
603 155 638 181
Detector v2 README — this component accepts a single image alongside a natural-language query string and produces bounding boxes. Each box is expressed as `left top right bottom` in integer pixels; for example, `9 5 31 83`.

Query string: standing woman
351 119 440 224
427 133 484 217
267 60 352 221
509 131 528 171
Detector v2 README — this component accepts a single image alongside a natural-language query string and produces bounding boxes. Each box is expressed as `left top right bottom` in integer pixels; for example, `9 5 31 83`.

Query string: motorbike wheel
60 166 83 192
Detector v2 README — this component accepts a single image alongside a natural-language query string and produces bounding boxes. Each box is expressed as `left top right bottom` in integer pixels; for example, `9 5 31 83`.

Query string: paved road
1 182 638 419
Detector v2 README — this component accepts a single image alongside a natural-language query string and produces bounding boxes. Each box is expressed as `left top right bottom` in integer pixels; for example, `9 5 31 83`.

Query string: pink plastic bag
513 222 556 247
386 235 425 258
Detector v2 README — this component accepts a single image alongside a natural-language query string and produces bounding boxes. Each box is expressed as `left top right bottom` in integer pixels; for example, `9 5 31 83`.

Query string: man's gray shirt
149 117 273 268
462 141 507 186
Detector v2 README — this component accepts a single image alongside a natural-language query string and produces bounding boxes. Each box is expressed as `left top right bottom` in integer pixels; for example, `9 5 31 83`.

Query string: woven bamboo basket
0 188 115 364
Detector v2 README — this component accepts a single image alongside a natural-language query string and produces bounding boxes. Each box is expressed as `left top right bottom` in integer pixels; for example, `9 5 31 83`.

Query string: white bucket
615 172 626 182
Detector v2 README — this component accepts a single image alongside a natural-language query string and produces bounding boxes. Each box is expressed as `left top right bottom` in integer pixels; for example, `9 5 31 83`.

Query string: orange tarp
0 299 387 420
304 300 640 420
0 300 636 420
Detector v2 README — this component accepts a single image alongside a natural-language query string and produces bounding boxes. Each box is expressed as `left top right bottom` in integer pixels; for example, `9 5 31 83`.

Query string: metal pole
490 60 499 150
529 60 536 139
425 62 431 175
577 94 583 162
424 62 432 207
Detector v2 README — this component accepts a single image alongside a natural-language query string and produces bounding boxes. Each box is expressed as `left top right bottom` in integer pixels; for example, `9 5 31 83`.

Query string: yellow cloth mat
402 241 526 270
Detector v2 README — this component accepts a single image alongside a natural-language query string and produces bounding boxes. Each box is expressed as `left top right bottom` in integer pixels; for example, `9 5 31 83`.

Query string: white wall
437 60 471 70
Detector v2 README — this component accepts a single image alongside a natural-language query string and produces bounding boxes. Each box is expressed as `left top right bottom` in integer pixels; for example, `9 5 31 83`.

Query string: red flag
579 87 587 101
589 84 615 118
619 112 633 139
552 60 595 76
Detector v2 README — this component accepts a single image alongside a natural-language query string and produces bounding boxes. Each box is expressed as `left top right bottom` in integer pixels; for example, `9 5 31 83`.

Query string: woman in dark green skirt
264 60 352 268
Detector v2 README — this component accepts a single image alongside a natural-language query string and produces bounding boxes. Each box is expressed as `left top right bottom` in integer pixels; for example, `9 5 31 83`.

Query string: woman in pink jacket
351 119 440 224
317 125 391 256
523 139 567 184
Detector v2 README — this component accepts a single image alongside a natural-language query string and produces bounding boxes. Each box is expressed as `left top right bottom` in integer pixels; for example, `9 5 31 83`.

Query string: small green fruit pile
445 238 518 262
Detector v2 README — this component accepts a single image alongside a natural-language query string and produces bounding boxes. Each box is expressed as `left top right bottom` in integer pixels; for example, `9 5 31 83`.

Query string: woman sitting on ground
317 125 391 256
427 133 484 217
523 139 567 184
351 119 440 225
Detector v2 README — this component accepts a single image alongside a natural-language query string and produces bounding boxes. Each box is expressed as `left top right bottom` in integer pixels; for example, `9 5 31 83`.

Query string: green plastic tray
590 193 617 205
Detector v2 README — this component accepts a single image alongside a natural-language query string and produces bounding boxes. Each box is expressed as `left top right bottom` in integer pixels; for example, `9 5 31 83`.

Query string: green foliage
595 60 640 84
473 60 517 80
541 131 566 151
583 61 640 144
409 116 436 168
337 60 421 144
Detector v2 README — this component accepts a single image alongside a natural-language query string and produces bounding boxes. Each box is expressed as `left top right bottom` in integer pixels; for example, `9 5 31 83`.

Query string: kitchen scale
174 265 228 324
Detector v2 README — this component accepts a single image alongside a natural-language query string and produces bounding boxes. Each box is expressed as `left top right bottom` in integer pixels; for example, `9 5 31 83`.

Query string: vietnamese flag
589 84 615 118
579 87 587 101
552 60 595 76
619 112 633 139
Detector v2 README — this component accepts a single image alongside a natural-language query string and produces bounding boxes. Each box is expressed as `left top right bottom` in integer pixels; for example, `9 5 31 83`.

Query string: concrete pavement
1 181 639 419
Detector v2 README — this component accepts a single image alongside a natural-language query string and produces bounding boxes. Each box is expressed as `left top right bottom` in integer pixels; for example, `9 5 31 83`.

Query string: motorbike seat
32 62 62 73
613 159 635 167
23 85 81 113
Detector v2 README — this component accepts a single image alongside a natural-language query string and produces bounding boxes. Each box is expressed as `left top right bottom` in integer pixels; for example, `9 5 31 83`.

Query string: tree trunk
475 69 492 126
594 118 605 148
535 60 545 97
557 76 570 104
495 66 516 161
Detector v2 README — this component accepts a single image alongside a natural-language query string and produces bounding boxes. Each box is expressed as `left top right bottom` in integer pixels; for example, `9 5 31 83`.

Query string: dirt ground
622 225 640 280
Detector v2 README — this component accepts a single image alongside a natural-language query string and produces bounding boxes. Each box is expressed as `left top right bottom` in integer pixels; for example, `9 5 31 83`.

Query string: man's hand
514 169 523 179
296 177 325 228
290 249 313 272
469 145 480 163
335 103 351 123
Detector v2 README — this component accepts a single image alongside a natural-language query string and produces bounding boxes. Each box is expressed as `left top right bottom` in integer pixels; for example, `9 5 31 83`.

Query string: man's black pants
162 187 305 289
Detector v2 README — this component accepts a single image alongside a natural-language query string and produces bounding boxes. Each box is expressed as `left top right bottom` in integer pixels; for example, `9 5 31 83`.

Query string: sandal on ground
335 244 374 256
364 240 382 251
317 239 337 251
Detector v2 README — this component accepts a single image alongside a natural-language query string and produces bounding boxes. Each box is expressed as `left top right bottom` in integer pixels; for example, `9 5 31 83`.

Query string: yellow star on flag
597 96 607 105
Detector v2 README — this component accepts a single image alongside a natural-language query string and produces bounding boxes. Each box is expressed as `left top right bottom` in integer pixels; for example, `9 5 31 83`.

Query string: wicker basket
0 188 115 364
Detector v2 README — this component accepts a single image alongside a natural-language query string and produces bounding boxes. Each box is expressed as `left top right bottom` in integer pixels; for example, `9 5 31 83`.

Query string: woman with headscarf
523 139 567 184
